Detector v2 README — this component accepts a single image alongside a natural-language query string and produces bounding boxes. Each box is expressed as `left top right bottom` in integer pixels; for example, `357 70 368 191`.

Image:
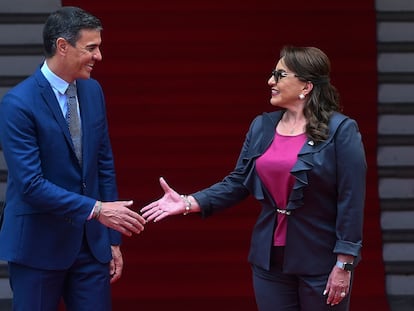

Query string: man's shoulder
2 73 39 100
76 78 102 93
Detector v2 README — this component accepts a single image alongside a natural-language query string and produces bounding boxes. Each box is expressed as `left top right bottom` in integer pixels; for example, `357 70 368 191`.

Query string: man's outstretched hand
98 200 145 236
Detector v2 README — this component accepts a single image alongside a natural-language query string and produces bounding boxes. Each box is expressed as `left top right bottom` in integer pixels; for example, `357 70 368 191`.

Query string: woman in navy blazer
142 46 366 311
0 7 145 311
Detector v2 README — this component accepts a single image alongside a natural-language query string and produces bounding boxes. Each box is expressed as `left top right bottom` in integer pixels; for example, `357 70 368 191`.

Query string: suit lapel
75 80 95 172
36 71 74 150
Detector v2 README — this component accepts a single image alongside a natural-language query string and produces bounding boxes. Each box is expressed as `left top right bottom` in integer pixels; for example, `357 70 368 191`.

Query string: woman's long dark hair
281 46 341 143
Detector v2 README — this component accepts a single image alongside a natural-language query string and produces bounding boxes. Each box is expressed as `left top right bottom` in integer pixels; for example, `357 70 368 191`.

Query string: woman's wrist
336 254 354 263
179 195 202 215
180 195 192 215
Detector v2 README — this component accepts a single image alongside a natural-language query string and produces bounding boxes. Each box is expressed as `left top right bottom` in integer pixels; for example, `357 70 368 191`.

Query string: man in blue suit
0 6 146 311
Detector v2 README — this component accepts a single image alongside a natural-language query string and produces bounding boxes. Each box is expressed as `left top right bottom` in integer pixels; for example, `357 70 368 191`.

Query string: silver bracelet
180 195 191 215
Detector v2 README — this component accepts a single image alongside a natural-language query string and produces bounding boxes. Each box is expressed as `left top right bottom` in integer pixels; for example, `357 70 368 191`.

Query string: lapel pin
308 140 314 146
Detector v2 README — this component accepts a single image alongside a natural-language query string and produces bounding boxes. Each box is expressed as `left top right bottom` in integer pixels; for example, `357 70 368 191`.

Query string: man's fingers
115 226 132 237
99 200 148 236
122 200 134 207
104 215 144 236
118 216 144 235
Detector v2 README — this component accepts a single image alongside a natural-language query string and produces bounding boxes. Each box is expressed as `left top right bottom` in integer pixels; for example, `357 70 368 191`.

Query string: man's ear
56 37 68 55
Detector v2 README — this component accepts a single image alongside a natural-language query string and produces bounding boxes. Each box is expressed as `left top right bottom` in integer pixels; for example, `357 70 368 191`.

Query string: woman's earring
299 94 305 100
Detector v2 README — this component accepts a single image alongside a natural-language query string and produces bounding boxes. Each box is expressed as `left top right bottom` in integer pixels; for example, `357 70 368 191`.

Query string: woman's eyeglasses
271 70 300 83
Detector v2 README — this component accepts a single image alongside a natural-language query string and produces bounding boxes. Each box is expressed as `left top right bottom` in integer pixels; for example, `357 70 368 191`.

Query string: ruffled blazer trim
242 111 348 211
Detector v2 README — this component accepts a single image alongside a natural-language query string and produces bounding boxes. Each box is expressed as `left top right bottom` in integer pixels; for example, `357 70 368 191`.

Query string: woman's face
268 58 308 109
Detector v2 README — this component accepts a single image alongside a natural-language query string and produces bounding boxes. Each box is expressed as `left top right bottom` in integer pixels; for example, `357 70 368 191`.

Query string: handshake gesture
103 177 199 236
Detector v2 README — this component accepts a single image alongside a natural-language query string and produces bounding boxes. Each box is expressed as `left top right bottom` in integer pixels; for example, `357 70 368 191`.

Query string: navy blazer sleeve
332 118 366 256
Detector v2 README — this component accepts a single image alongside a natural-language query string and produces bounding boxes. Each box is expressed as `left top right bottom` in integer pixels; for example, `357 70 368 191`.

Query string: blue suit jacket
193 111 366 275
0 68 121 269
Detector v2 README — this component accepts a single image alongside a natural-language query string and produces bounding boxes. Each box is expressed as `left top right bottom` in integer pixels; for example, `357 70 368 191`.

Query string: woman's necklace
282 119 298 134
281 115 306 135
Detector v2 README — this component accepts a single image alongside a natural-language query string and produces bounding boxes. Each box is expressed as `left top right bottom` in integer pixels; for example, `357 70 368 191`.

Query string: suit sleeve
333 118 367 258
93 86 122 245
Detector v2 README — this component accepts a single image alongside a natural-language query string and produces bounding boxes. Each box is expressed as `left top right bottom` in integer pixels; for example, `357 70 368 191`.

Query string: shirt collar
40 61 71 95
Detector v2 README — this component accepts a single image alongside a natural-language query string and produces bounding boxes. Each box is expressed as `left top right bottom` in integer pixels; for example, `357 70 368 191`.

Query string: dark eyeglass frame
271 69 300 83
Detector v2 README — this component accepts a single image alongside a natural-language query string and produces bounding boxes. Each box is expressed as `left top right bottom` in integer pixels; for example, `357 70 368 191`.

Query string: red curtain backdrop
62 1 389 310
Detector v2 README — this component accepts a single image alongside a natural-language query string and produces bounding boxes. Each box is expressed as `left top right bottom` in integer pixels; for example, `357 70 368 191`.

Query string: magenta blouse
256 131 307 246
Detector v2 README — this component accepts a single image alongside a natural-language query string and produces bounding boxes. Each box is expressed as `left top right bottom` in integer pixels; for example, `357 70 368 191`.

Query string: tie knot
66 83 77 97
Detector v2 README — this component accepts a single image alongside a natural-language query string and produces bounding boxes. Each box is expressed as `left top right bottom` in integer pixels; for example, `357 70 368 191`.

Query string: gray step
376 0 414 309
0 0 60 14
0 261 11 311
0 299 12 311
0 2 60 310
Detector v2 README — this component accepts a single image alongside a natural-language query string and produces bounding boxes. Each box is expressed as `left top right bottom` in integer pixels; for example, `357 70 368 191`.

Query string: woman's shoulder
262 110 284 119
251 110 283 124
247 110 283 131
329 112 362 140
329 111 348 128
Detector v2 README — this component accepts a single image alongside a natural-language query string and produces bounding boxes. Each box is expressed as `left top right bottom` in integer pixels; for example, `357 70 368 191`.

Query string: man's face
65 29 102 80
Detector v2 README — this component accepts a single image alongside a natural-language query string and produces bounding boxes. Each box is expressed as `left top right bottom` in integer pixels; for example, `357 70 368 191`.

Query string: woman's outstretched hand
140 177 186 222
